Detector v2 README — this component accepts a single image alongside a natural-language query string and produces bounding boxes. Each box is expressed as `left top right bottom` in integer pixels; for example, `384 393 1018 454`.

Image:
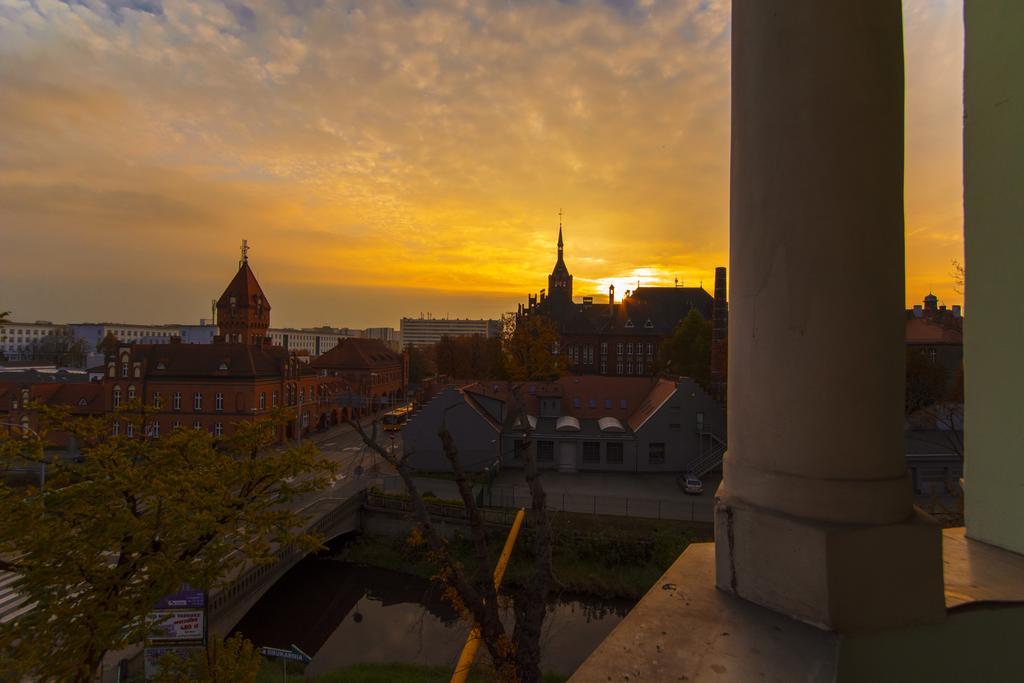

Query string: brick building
906 292 963 391
518 221 728 398
311 337 407 414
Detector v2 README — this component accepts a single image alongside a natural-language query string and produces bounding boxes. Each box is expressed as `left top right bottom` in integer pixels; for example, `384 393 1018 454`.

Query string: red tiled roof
0 381 105 414
906 317 962 345
113 342 313 379
463 375 661 422
311 338 403 371
217 262 271 311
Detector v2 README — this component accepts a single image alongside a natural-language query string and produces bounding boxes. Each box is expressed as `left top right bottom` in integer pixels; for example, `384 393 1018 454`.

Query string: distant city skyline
0 1 964 328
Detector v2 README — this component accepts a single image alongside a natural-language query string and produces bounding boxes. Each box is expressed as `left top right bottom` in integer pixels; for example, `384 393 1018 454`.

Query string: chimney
952 305 962 318
710 266 728 404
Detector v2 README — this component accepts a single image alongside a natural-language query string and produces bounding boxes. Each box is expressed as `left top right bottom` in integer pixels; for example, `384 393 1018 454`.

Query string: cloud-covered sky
0 0 963 328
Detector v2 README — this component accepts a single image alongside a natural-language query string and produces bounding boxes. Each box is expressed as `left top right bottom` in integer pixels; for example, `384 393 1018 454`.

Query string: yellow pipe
450 508 526 683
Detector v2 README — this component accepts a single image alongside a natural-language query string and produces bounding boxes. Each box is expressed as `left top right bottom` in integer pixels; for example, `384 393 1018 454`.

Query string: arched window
127 385 136 401
259 392 266 410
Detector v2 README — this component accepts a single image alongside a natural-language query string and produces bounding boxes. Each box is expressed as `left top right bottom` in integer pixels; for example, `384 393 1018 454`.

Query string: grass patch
347 509 712 600
256 661 567 683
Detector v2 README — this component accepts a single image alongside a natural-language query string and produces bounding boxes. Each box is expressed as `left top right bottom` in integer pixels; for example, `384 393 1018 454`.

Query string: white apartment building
0 321 73 360
69 323 197 349
268 328 351 356
399 317 502 348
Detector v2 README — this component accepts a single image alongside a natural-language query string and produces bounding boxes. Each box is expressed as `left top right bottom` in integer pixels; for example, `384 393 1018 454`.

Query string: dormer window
157 362 166 370
78 398 88 407
219 362 228 371
625 319 635 328
644 319 654 329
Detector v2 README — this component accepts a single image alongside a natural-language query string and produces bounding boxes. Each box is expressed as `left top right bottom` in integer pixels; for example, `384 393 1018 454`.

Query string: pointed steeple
547 210 573 303
557 208 564 257
217 242 271 345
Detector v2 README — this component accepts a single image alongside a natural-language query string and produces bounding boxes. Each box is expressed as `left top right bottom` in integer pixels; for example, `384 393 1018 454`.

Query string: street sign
260 645 312 664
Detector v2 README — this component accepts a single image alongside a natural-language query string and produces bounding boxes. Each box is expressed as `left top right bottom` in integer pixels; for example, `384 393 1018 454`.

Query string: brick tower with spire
547 212 573 305
216 240 271 345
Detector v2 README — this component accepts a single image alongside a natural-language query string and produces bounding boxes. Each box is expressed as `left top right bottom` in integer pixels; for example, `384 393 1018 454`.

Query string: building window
173 392 181 411
214 423 223 437
573 397 581 409
193 421 201 431
600 361 608 374
121 361 129 377
299 389 304 403
259 392 266 410
127 385 136 401
126 422 134 438
620 399 627 409
927 348 937 363
616 361 623 375
626 361 633 375
696 412 705 432
215 393 224 412
537 440 554 462
173 420 181 430
626 342 633 355
193 393 202 411
646 343 654 355
112 421 119 436
272 391 279 407
648 442 666 465
616 342 624 355
112 386 121 408
606 442 623 465
582 442 600 464
151 421 160 438
153 392 162 409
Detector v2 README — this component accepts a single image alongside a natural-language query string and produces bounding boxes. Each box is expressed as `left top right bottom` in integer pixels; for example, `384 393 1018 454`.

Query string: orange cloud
0 0 963 327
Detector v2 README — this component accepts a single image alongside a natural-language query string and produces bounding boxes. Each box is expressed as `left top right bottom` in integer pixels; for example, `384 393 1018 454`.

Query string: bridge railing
208 477 378 624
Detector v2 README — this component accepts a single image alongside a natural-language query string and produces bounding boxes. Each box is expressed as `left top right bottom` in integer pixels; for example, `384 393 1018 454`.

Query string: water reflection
233 543 634 676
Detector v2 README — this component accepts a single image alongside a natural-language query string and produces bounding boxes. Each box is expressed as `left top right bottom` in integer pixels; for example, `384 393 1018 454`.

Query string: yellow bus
382 403 414 431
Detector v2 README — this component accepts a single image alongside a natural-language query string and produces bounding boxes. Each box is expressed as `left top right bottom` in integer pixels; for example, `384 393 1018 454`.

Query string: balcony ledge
570 528 1024 682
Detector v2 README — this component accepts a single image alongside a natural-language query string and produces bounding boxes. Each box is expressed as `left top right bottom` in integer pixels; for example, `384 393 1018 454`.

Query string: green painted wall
838 604 1024 682
963 1 1024 555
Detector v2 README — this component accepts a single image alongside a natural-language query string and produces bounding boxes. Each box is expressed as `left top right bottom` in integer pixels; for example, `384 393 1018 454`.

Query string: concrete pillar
716 0 945 631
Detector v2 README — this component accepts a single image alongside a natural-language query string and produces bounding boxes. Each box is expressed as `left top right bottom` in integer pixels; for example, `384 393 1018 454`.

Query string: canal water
233 540 634 677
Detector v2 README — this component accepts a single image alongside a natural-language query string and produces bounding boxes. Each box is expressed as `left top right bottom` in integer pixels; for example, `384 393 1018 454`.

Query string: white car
679 474 704 495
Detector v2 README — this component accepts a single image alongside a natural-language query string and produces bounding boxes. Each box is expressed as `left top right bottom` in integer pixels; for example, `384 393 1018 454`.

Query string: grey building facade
404 376 725 475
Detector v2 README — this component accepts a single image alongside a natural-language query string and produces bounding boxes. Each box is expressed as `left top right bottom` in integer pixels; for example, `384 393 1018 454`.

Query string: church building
519 220 728 401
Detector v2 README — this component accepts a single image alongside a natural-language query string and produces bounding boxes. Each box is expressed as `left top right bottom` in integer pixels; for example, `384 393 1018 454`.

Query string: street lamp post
1 421 45 489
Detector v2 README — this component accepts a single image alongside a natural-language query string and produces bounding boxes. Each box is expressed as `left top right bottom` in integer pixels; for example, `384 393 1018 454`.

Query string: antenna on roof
240 239 249 268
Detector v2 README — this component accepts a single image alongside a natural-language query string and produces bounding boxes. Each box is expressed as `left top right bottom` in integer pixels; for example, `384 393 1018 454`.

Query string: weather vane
240 239 249 267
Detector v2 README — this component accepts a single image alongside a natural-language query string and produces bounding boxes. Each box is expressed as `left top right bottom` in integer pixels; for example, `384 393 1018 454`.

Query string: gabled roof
463 375 663 424
111 343 310 379
0 381 105 414
217 262 271 311
626 377 679 431
311 338 403 371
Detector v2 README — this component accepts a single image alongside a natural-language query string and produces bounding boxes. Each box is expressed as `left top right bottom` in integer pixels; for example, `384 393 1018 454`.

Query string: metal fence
484 486 715 523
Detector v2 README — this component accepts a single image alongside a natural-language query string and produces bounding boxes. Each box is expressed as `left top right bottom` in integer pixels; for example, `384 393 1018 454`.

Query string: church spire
557 209 564 258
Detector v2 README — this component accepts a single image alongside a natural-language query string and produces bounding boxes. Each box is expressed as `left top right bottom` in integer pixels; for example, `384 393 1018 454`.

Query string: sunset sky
0 0 964 329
